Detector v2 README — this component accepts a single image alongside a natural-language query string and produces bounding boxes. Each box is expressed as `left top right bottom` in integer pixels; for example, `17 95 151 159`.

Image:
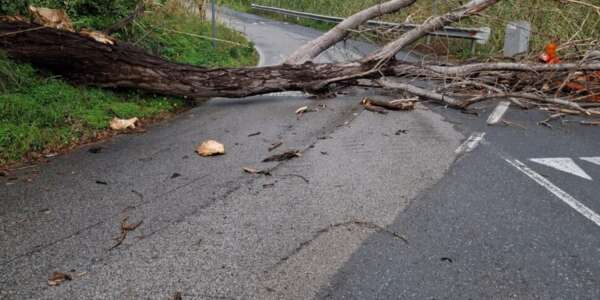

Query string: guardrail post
211 0 216 48
503 21 531 57
427 0 437 45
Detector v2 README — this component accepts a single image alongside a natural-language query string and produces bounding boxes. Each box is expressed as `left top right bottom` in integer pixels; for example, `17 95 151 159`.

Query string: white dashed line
455 132 486 155
505 158 600 227
486 101 510 125
530 157 593 181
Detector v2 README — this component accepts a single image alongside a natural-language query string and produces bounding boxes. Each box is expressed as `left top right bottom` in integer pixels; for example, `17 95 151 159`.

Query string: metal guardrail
250 4 491 45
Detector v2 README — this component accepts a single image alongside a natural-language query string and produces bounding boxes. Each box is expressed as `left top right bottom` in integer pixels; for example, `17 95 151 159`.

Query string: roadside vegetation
0 0 257 166
221 0 599 58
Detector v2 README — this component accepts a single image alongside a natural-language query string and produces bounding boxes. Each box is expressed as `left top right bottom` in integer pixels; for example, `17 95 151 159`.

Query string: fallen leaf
171 173 182 179
196 140 225 157
48 272 72 286
88 147 103 154
539 42 560 64
440 257 453 263
109 117 139 131
170 292 183 300
95 180 108 185
243 167 271 176
28 6 74 32
263 150 301 162
295 106 309 114
79 28 115 45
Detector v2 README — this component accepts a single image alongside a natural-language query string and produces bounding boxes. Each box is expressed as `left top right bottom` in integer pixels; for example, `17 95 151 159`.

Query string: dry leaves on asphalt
196 140 225 157
47 271 72 286
109 117 139 131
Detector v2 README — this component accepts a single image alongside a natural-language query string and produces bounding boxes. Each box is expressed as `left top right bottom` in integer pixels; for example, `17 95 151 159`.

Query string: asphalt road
1 8 600 300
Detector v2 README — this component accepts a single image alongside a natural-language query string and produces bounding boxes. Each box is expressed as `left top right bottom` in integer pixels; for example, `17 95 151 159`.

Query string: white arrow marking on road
506 159 600 227
529 157 592 181
581 157 600 167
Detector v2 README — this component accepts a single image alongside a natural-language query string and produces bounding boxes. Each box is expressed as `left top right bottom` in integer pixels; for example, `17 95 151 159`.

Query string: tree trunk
0 21 380 99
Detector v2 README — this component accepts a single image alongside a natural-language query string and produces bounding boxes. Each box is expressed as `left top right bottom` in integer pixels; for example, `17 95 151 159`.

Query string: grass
0 1 257 166
221 0 599 58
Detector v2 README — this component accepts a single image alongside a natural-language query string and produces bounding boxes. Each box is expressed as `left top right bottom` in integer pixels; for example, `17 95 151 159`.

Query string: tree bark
285 0 416 64
0 21 381 98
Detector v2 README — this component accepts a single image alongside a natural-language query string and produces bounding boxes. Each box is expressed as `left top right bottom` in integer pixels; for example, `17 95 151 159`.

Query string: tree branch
363 0 500 65
285 0 416 64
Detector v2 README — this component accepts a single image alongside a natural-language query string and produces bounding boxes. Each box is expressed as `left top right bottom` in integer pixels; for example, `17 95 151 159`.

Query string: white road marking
486 101 511 125
455 132 486 154
529 157 592 181
505 158 600 227
581 157 600 167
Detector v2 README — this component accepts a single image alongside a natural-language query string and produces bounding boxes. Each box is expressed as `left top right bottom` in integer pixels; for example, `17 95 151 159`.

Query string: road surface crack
273 220 408 269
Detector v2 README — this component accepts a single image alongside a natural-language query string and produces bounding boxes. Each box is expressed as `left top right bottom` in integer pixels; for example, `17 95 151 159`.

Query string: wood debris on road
109 216 143 251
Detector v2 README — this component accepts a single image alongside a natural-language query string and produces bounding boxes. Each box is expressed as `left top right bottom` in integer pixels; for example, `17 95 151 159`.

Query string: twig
104 2 145 34
109 217 143 251
465 92 591 115
0 26 45 38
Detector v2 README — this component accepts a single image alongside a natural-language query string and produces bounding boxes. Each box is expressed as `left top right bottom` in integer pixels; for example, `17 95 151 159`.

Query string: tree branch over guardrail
285 0 416 64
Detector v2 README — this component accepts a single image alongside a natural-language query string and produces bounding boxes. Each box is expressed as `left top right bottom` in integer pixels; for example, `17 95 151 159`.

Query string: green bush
0 1 258 165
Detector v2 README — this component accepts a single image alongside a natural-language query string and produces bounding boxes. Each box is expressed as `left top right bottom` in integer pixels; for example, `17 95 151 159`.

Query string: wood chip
268 142 283 152
361 97 416 112
109 117 139 131
295 106 309 114
29 6 75 32
243 167 271 176
48 272 72 286
196 140 225 157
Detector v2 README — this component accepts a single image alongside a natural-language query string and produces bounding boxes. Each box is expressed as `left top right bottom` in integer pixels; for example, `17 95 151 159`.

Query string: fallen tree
1 0 599 114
